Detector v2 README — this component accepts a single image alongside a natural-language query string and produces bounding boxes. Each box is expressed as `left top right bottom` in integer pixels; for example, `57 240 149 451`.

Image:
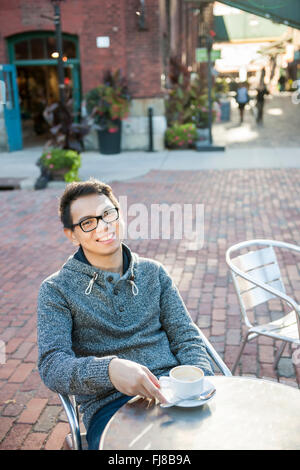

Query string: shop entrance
7 32 81 148
17 65 73 144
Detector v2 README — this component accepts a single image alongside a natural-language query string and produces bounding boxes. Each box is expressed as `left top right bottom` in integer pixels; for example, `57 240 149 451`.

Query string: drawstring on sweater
129 274 139 296
85 272 139 296
85 272 98 295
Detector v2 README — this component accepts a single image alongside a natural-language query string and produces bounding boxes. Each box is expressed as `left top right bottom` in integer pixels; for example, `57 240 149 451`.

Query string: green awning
219 0 300 30
214 11 287 42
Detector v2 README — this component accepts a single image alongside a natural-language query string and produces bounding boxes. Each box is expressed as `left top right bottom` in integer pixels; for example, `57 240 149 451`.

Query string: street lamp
196 31 224 151
50 0 65 107
185 0 224 151
136 0 147 30
205 33 213 146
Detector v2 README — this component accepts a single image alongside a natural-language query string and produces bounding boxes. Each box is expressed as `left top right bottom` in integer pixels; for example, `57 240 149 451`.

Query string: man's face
64 193 124 257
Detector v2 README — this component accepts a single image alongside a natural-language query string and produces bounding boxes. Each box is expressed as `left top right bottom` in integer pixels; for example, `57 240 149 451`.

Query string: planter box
97 120 122 155
83 98 167 152
50 167 70 181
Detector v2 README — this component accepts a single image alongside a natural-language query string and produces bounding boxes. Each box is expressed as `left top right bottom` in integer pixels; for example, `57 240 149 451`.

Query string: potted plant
164 63 217 146
38 148 81 183
35 97 89 189
85 69 130 154
165 123 197 149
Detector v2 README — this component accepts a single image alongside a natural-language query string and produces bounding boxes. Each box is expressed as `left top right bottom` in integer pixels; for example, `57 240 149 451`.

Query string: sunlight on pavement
266 108 283 116
213 95 300 148
223 124 259 143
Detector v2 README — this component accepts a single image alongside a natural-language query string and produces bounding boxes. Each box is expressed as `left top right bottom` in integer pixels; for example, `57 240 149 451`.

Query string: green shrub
39 148 81 182
85 70 130 131
165 123 197 149
165 73 217 129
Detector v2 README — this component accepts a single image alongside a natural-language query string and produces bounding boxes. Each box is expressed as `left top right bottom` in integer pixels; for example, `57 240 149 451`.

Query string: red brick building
0 0 214 151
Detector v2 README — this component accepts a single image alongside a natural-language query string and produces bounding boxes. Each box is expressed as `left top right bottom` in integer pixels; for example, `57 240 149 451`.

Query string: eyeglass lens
80 208 118 232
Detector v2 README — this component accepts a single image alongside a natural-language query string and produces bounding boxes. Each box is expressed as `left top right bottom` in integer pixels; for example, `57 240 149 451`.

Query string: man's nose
95 219 107 233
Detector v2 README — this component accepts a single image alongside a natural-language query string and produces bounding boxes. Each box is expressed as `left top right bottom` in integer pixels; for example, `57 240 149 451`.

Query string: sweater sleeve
37 280 117 396
158 264 214 376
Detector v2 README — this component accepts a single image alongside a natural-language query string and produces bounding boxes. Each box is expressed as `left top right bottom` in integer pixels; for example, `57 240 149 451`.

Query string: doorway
7 32 81 148
17 65 73 146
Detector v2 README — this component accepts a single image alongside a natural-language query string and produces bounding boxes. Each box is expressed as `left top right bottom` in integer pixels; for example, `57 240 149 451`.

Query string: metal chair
226 239 300 374
58 393 85 450
58 335 231 450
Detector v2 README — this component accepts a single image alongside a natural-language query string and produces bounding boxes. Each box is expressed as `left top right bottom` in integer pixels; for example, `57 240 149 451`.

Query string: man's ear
64 228 80 246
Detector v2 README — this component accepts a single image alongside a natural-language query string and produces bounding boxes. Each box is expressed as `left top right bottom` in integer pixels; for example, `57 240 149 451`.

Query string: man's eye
82 219 93 227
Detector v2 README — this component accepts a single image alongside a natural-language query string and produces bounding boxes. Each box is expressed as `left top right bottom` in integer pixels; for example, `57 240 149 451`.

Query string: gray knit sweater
37 244 214 430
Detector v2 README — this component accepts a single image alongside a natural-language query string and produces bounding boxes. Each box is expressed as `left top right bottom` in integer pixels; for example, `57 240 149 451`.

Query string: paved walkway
0 93 300 450
0 167 300 450
214 92 300 148
1 94 300 190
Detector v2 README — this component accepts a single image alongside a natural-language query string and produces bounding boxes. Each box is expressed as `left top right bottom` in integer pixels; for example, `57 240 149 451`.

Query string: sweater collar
74 244 130 275
62 243 137 287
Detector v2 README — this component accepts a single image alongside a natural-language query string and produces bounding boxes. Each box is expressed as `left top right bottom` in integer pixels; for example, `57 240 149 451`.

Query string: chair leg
231 333 250 375
274 341 286 370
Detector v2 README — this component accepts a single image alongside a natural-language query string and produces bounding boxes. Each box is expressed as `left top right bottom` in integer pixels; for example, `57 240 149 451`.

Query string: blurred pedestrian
235 82 250 124
256 84 269 125
278 74 286 92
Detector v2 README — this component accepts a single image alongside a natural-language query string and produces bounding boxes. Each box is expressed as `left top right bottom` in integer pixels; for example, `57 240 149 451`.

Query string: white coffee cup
169 365 204 399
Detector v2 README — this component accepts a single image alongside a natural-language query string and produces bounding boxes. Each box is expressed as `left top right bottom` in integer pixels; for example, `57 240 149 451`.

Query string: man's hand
108 358 167 404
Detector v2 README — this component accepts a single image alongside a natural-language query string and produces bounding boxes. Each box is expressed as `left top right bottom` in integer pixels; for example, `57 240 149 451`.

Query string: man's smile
96 232 116 243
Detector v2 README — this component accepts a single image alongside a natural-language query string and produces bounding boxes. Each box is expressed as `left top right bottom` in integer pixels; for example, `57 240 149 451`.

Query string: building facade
0 0 212 152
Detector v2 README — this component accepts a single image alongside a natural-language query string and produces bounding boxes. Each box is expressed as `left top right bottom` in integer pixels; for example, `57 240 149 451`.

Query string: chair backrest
230 245 286 311
196 325 232 376
58 393 83 450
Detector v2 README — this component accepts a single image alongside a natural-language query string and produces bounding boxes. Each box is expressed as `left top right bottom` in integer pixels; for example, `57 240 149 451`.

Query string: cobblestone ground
214 92 300 148
0 167 299 450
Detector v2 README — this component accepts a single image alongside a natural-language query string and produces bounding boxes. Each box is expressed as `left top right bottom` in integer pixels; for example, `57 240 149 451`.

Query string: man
256 84 269 125
235 82 250 124
37 179 214 450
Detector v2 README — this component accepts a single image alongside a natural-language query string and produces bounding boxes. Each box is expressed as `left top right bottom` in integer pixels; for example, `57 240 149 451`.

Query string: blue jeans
86 395 132 450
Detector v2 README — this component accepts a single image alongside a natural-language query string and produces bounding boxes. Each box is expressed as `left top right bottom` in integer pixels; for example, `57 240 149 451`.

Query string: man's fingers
142 377 167 404
142 368 167 403
140 385 154 400
143 367 161 388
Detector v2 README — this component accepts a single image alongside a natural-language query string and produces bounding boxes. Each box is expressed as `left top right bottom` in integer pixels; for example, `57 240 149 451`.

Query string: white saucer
159 376 216 408
173 391 215 408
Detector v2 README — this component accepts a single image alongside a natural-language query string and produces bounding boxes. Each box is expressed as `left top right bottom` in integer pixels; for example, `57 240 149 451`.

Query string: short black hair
59 178 120 229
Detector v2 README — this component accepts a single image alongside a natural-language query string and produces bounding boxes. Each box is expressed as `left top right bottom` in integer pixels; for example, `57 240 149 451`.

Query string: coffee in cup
169 365 204 399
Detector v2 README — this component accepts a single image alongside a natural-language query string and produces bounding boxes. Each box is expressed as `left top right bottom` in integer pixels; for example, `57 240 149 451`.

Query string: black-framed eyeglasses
71 207 119 232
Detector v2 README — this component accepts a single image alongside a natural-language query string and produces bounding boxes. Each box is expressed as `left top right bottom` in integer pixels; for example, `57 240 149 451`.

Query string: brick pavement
0 168 300 450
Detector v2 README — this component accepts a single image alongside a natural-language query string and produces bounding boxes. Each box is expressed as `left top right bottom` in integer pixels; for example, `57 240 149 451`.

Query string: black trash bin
97 120 122 154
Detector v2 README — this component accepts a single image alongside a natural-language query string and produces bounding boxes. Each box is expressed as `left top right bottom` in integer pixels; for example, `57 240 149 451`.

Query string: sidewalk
0 94 300 450
1 144 300 190
1 94 300 188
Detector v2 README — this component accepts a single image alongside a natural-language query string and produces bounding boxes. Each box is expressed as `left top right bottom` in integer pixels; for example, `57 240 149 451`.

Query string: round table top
99 376 300 450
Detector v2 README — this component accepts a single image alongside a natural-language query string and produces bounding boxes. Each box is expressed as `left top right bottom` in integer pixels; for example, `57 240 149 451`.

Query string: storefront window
31 38 45 60
14 36 76 61
63 40 76 59
15 40 29 60
47 36 56 58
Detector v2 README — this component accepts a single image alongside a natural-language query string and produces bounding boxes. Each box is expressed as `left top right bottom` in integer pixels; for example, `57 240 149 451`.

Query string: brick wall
0 0 163 98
